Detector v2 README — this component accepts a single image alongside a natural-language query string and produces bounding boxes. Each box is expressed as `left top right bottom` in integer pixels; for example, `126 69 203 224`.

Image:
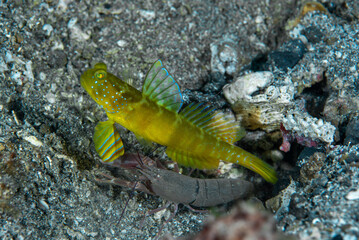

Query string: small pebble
139 10 155 21
346 189 359 200
116 40 128 47
39 199 50 210
42 24 53 36
23 136 43 147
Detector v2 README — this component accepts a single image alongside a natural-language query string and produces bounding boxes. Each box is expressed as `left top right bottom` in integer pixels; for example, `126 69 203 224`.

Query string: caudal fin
230 149 278 184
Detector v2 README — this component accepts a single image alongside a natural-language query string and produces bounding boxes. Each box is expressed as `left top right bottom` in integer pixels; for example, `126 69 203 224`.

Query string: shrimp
95 153 254 238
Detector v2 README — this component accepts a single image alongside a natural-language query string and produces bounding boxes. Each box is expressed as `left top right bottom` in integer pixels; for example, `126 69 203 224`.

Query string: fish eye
95 70 107 80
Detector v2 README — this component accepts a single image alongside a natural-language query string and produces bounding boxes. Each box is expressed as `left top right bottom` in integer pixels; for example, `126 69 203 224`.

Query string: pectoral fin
93 121 124 162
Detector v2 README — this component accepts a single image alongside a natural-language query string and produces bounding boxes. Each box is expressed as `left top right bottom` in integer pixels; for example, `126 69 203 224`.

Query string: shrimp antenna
136 152 145 167
147 146 167 169
117 181 138 225
148 146 161 158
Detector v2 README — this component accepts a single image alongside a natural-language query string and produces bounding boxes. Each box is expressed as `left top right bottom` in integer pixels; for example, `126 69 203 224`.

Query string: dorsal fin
180 103 245 144
142 60 184 112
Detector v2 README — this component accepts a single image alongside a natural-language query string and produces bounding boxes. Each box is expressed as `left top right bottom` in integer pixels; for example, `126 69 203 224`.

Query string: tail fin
231 149 278 184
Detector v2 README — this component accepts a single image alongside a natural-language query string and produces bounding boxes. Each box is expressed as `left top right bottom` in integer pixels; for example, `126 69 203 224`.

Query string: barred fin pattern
180 103 245 144
94 121 124 162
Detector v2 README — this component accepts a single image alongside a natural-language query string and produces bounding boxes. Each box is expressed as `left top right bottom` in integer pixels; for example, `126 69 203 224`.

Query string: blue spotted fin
142 60 184 112
93 120 125 162
180 103 245 144
166 147 219 169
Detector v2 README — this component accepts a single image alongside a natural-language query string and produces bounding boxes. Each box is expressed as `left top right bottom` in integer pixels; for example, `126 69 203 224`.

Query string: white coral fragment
24 136 43 147
223 72 273 104
346 189 359 200
67 18 90 42
223 71 295 131
210 38 239 75
283 110 336 143
139 10 156 21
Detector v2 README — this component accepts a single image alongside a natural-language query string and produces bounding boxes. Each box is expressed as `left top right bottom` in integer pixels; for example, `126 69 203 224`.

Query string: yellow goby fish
81 60 278 183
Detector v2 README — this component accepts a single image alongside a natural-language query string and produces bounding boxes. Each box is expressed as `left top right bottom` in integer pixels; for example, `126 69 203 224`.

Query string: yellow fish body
81 60 278 183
